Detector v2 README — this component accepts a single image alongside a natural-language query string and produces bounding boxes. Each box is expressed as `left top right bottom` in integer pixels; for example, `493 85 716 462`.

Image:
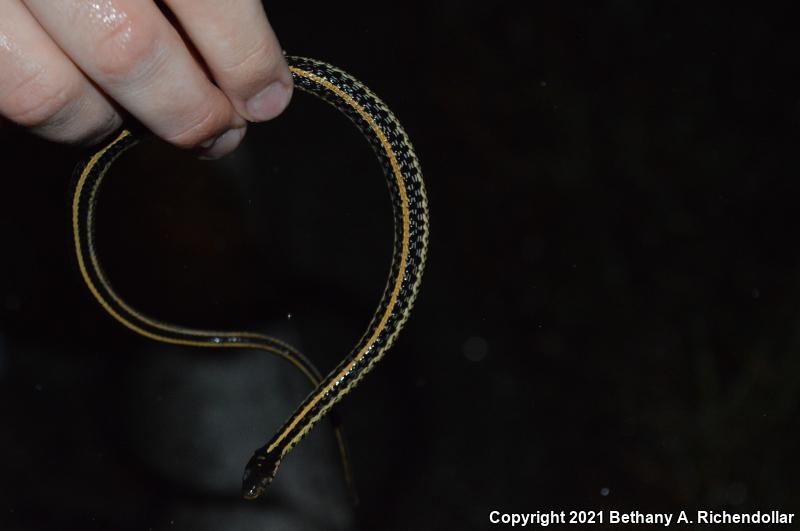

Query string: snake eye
242 477 264 501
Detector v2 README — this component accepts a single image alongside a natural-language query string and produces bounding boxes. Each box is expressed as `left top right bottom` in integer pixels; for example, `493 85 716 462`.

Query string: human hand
0 1 292 158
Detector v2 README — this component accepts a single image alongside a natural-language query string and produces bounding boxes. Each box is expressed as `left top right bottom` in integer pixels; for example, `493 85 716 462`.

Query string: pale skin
0 0 292 159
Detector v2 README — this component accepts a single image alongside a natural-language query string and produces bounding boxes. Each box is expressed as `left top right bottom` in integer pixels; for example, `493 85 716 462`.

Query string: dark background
2 3 800 530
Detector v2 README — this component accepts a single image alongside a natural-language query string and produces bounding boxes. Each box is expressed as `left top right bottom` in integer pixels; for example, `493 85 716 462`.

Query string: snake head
242 452 282 500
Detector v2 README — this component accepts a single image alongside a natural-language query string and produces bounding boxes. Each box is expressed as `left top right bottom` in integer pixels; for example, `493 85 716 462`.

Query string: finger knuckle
2 69 121 144
163 101 231 148
92 17 164 82
218 36 282 89
5 70 81 130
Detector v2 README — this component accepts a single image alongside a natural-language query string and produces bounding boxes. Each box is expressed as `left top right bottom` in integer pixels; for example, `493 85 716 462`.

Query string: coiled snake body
72 56 429 500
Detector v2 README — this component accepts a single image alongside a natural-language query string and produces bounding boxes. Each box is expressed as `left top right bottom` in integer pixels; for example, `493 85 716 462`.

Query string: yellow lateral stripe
78 140 301 354
265 67 411 453
71 130 320 385
71 65 412 458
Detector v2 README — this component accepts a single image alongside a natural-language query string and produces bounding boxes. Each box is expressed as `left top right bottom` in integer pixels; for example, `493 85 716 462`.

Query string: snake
71 56 429 500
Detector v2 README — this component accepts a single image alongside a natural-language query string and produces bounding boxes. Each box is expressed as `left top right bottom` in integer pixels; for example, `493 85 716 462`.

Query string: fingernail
246 80 292 122
199 126 247 160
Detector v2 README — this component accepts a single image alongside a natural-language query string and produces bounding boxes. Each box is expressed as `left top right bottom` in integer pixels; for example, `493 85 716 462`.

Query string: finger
164 0 292 122
0 0 121 145
22 0 246 157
